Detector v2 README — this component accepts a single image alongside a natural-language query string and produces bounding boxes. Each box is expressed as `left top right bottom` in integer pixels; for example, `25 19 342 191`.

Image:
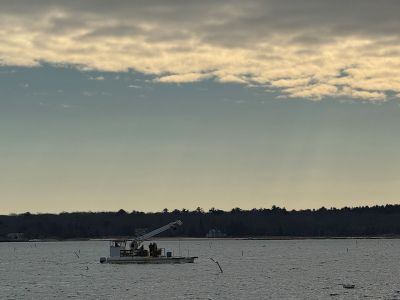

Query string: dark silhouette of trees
1 205 400 239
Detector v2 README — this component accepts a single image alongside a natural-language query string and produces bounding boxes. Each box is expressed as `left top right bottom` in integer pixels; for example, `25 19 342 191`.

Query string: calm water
1 239 399 299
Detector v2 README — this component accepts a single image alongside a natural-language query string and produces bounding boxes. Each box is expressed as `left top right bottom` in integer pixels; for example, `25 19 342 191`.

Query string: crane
128 220 183 251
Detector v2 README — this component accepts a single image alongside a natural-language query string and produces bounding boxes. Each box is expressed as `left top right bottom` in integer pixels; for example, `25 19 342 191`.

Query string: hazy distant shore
2 205 400 241
2 236 400 243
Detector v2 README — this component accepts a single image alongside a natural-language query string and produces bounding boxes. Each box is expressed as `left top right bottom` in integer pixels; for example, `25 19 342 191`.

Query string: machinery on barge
100 220 197 264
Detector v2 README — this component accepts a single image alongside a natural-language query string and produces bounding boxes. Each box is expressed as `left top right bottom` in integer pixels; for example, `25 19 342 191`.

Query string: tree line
1 205 400 239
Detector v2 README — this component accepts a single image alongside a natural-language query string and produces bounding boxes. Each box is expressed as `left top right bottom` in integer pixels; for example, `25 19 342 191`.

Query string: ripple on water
0 239 400 299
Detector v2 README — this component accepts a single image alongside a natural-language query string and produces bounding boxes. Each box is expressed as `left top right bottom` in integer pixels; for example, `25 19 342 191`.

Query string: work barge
100 220 197 264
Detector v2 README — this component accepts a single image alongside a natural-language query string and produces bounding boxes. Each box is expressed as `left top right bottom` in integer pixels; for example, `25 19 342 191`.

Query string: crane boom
135 220 183 242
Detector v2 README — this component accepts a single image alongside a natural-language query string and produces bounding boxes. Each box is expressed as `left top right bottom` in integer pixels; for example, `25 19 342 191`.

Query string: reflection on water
1 239 400 299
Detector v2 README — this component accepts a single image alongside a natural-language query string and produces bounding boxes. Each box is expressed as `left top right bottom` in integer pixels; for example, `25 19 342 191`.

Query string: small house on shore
6 233 25 241
206 229 227 238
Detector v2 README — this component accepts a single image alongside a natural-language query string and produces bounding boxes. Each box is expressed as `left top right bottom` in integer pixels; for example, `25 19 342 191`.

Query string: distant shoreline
2 236 400 243
3 205 400 239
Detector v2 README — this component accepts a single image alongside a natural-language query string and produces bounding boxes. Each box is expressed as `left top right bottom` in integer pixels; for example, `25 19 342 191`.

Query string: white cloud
89 76 105 81
1 1 400 101
156 73 212 83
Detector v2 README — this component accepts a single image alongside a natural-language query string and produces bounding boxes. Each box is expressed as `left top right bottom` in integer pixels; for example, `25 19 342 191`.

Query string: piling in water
210 258 223 273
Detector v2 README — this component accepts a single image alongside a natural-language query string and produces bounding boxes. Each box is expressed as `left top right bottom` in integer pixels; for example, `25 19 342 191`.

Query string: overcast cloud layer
1 0 400 101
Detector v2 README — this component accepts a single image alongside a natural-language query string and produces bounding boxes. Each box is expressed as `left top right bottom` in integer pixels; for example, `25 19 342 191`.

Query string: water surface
1 239 399 299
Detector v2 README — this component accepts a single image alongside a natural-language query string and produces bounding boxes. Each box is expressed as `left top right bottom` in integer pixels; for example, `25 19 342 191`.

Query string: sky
1 0 400 214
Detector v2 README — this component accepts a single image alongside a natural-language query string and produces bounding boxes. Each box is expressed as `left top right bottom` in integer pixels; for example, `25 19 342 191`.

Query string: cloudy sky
1 0 400 213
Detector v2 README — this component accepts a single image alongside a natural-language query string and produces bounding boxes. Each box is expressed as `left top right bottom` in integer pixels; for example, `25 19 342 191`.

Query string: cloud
156 73 212 83
1 0 400 101
83 91 94 97
128 84 142 88
89 76 104 80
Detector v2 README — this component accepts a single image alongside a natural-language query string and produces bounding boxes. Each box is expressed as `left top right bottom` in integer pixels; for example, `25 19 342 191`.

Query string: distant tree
195 207 204 214
2 205 400 239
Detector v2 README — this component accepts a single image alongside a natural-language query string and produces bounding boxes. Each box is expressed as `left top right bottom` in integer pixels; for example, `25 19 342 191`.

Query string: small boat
342 284 355 289
100 220 197 264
